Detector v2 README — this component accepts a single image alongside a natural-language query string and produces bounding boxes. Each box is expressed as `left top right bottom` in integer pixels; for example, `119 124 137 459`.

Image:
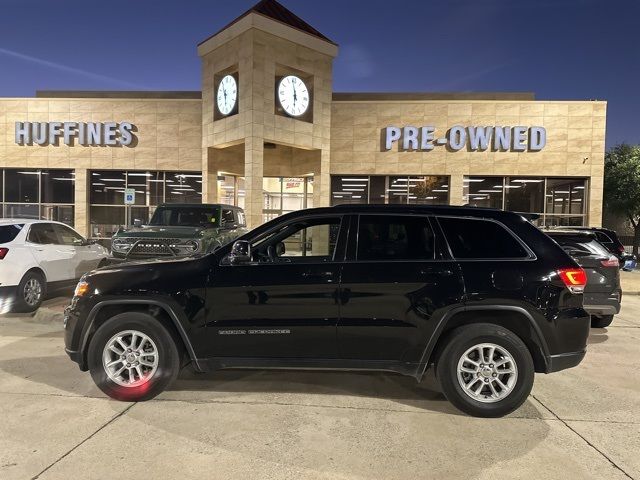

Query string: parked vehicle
110 203 247 261
0 219 109 313
65 205 590 417
563 226 634 270
545 230 621 328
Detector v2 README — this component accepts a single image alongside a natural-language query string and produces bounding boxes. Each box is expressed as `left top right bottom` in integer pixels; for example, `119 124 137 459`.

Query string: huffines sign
14 121 137 146
383 125 546 152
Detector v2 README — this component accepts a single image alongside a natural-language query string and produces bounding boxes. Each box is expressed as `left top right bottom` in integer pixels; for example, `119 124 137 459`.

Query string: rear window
438 217 529 259
552 236 610 257
594 231 613 244
0 224 24 244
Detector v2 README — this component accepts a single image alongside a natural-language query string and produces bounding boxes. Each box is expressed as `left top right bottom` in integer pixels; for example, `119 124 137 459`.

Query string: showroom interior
0 0 606 238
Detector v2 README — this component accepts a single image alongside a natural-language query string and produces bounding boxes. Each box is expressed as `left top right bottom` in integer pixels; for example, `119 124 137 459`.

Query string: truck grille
127 238 182 257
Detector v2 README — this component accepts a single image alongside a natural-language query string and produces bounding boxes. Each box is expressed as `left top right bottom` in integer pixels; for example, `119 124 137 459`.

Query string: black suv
545 230 621 328
559 226 630 267
64 205 590 417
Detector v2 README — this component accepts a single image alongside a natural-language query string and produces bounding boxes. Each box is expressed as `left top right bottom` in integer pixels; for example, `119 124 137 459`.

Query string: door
26 223 74 282
205 215 346 359
53 223 103 279
337 214 465 363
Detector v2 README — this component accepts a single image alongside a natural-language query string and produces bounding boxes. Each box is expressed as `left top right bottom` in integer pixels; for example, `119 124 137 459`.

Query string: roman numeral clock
277 75 310 117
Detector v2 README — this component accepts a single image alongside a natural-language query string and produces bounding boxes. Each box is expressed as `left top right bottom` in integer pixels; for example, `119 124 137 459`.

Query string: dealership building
0 0 607 239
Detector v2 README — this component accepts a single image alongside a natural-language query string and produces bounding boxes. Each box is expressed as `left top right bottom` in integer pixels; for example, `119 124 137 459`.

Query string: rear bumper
584 291 621 317
547 350 586 373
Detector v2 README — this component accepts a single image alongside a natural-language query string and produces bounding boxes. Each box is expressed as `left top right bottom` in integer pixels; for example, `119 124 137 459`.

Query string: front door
337 214 465 363
205 215 346 359
26 223 74 282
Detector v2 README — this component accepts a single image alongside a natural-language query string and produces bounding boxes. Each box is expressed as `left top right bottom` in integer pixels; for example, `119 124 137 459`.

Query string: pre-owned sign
383 125 546 152
14 121 136 146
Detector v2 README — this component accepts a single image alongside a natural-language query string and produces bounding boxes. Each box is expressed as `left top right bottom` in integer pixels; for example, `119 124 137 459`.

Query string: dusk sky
1 0 638 147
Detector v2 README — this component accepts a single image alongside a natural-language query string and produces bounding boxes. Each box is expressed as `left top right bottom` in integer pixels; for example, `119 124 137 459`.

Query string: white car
0 219 109 313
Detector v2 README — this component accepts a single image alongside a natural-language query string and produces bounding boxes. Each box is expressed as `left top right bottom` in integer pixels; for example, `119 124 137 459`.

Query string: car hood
113 225 212 239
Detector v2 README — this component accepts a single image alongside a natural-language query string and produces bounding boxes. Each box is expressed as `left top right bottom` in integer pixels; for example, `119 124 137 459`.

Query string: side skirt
195 357 424 379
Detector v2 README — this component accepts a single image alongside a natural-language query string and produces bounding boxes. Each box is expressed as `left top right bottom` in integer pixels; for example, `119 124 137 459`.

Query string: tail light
618 245 625 253
557 267 587 293
601 257 619 268
0 248 8 259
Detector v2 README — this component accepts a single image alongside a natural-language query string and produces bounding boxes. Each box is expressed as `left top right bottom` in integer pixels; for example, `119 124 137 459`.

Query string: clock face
216 75 237 116
278 75 310 117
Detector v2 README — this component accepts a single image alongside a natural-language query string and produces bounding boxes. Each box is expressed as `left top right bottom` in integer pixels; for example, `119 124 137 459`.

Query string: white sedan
0 219 109 313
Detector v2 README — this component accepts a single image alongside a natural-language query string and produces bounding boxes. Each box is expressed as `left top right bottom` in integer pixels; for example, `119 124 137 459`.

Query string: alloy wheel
23 278 42 306
456 343 518 403
102 330 159 387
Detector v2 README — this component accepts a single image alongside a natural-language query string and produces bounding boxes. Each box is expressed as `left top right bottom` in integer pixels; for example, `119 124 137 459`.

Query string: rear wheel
591 315 614 328
436 323 535 418
14 271 46 313
88 312 181 401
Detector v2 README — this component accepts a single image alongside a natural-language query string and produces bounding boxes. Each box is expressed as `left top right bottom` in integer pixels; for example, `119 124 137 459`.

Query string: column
74 169 88 237
449 174 465 206
244 136 264 229
314 148 331 208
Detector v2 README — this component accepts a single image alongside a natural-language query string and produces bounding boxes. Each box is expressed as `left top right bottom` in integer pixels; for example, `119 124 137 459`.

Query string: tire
591 315 614 328
436 323 535 418
88 312 181 402
14 270 46 313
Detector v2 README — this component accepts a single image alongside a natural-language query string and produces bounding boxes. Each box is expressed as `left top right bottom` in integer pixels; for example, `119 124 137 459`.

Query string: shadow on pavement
588 328 609 344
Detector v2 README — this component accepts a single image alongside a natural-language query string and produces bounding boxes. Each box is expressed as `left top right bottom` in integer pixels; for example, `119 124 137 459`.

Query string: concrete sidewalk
1 296 640 479
621 270 640 294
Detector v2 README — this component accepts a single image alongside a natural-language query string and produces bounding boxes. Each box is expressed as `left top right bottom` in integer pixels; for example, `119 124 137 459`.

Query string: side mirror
133 219 143 227
229 240 251 265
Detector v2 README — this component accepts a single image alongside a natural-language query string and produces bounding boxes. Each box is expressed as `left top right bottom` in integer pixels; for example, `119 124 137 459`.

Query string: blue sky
1 0 638 147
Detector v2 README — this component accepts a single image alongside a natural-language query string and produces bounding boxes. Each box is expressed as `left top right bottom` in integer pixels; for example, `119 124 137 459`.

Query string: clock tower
198 0 338 228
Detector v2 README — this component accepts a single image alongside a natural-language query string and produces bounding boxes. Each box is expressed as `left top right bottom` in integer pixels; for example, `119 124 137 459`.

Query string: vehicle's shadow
587 328 609 344
0 331 544 419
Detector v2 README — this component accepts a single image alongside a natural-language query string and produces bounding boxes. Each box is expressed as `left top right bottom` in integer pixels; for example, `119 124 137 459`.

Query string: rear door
26 223 73 282
337 214 465 362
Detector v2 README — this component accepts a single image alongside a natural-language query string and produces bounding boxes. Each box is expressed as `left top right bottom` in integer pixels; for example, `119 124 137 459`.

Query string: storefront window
331 175 449 205
1 169 75 226
464 176 588 226
263 176 313 222
217 174 246 208
89 170 202 238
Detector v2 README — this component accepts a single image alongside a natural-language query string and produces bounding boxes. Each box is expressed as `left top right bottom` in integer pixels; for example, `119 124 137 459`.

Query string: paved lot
0 297 639 480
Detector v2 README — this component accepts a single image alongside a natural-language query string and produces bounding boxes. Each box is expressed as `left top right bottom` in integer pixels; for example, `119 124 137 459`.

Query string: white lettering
385 127 401 150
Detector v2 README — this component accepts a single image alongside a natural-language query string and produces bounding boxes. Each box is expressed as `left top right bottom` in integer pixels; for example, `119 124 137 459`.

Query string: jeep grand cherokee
64 205 590 417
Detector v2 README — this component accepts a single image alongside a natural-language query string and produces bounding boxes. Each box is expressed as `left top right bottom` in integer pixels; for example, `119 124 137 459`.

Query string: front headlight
74 280 90 297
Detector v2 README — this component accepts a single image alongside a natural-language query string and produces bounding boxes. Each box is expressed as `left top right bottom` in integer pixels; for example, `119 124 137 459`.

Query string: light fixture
464 178 485 182
511 179 543 183
478 189 502 193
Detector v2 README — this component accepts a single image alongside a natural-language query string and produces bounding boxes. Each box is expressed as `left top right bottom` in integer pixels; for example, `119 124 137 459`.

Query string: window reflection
331 175 449 205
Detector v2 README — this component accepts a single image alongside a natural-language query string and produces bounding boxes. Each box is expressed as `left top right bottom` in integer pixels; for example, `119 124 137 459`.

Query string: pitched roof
198 0 336 46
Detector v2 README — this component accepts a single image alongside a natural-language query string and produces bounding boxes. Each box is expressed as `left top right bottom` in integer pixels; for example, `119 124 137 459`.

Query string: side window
53 224 85 246
438 217 529 259
357 215 435 261
27 223 59 245
221 209 235 227
237 211 246 227
254 217 341 263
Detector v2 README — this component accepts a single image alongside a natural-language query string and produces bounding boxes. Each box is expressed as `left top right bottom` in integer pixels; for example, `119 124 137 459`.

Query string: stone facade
0 98 201 234
330 99 606 225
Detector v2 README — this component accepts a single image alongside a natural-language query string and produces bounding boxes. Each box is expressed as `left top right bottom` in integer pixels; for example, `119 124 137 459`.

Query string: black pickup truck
64 205 590 417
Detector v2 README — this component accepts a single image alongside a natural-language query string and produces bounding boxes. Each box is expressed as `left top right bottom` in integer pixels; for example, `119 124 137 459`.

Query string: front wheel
88 312 181 401
436 323 535 418
591 315 614 328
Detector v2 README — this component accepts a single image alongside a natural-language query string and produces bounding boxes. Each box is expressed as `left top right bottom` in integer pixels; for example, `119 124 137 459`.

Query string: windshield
149 207 220 227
